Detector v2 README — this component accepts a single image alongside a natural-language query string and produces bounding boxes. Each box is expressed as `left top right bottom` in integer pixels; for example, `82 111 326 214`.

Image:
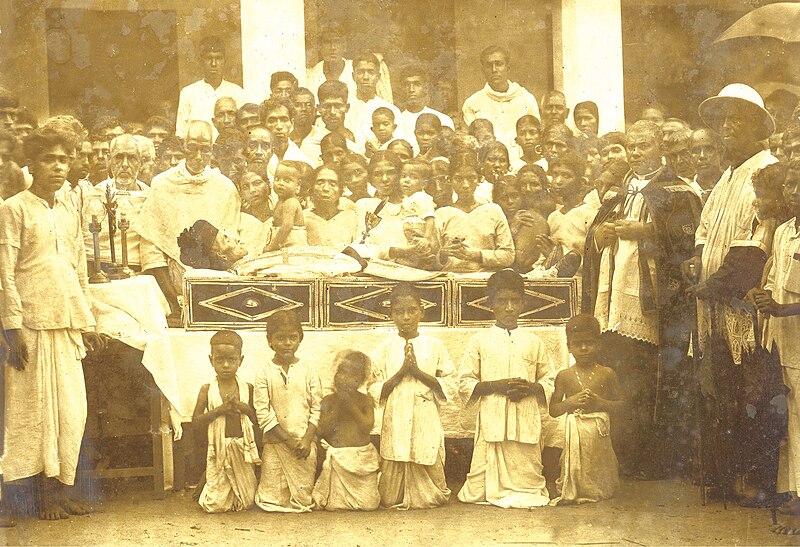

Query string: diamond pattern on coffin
334 287 437 321
199 287 303 321
466 288 565 318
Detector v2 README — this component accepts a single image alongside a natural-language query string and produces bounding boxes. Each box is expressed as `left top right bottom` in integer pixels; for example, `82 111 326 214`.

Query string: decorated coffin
184 274 577 330
322 277 449 329
184 276 316 330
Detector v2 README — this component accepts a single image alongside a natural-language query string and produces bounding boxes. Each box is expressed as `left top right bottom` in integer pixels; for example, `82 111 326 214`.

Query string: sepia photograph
0 0 800 544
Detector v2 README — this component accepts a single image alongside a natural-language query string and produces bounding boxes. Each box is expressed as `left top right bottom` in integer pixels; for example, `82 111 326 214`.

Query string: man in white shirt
290 88 326 167
396 65 454 150
176 36 243 139
261 98 313 181
462 45 540 152
347 53 400 150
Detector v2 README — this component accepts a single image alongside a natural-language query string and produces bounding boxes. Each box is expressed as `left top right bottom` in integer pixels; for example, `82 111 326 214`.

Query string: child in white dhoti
254 310 322 512
192 330 260 513
458 269 556 508
313 350 380 511
549 314 622 505
749 159 800 517
369 282 456 509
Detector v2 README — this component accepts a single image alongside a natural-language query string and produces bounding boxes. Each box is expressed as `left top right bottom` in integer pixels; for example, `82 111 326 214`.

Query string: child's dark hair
751 162 790 223
372 107 395 122
320 132 347 152
210 329 243 351
486 269 525 305
389 282 422 307
402 157 432 182
516 114 541 133
449 150 480 177
342 151 368 169
548 148 586 180
492 174 519 204
565 313 601 343
415 113 442 132
469 118 494 137
352 52 381 70
266 310 304 340
517 163 548 183
336 350 371 385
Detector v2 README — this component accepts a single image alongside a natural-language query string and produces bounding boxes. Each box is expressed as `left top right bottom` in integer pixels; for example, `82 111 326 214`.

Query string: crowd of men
1 24 800 529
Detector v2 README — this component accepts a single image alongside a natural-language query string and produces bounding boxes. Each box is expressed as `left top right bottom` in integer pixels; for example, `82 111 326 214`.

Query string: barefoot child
254 310 322 512
312 350 380 511
266 160 307 251
549 314 622 505
458 269 556 508
368 283 456 509
193 330 260 513
749 159 800 517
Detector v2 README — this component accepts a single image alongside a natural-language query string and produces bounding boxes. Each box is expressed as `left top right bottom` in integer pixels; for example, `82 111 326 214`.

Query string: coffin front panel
454 278 577 327
185 277 316 330
323 278 449 328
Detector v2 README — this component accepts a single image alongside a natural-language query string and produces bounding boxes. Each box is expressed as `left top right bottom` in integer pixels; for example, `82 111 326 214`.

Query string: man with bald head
132 121 240 319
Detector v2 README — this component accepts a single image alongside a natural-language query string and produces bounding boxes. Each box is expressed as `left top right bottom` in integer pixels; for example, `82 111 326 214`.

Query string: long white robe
254 359 322 513
369 334 456 509
457 325 556 508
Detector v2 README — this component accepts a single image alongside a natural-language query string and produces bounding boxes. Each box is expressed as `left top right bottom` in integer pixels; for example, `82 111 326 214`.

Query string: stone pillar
555 0 625 133
240 0 306 104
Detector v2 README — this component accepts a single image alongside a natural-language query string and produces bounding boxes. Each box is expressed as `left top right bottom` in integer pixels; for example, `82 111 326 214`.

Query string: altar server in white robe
458 269 556 508
368 282 456 509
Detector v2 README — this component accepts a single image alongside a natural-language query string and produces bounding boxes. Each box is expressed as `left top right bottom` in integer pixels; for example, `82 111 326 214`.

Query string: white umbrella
716 2 800 43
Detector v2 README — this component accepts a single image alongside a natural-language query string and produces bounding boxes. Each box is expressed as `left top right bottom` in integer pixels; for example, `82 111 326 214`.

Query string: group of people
192 276 620 514
0 24 799 533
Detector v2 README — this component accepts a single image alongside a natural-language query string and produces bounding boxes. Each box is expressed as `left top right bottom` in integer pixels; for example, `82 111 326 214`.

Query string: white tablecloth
89 275 183 440
167 325 569 438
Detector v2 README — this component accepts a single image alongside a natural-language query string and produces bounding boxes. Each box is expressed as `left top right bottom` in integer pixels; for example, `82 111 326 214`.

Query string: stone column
240 0 306 104
555 0 626 133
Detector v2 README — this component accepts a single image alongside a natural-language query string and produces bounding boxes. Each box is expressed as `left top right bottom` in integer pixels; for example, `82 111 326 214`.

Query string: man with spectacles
132 121 240 322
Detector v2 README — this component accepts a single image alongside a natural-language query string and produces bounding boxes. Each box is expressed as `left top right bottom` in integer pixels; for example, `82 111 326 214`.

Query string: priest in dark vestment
582 120 701 479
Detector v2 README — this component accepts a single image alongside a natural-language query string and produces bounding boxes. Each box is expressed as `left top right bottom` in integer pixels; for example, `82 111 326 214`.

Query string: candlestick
88 214 109 284
118 212 134 277
105 185 117 264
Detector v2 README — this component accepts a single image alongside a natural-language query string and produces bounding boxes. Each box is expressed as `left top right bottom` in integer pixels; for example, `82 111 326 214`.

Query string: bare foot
60 497 93 515
39 498 69 521
772 523 800 535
